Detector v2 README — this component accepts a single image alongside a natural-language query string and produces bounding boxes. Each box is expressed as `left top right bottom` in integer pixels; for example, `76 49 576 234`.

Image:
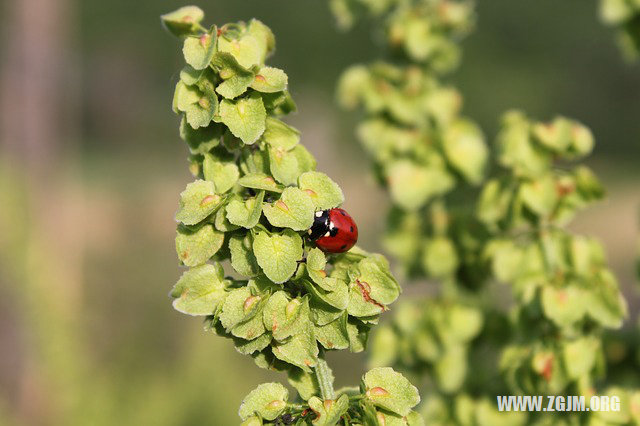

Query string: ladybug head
308 210 330 240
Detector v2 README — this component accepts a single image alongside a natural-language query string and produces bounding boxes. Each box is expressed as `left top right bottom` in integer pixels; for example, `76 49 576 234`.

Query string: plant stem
315 352 335 400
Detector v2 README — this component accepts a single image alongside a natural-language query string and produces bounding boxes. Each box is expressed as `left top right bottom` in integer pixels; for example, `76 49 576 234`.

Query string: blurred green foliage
335 0 640 424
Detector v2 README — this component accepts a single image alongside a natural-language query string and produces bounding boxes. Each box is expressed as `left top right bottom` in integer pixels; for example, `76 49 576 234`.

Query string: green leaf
248 20 276 60
218 31 263 69
229 233 261 277
263 187 315 231
175 223 224 266
306 248 333 290
161 6 205 38
175 180 223 225
218 93 266 144
435 346 467 393
442 119 487 184
541 285 587 327
532 117 573 153
421 237 459 278
251 67 288 93
261 91 297 115
520 175 558 216
268 147 300 186
262 292 310 341
214 207 240 232
387 160 454 211
562 337 599 380
183 29 217 70
213 52 256 99
238 382 288 421
447 305 483 343
303 279 349 311
203 155 240 193
226 192 265 228
315 315 349 350
272 325 319 371
220 287 266 341
238 173 284 193
348 258 400 317
346 317 370 353
362 367 420 417
287 368 320 401
170 264 228 315
497 110 551 177
234 333 272 355
179 118 223 154
253 230 304 283
240 416 262 426
173 81 201 113
291 145 317 173
307 395 349 426
369 326 399 368
298 171 344 210
179 65 204 85
262 117 300 150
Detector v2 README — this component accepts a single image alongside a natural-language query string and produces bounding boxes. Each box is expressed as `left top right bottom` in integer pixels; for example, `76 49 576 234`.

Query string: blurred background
0 0 638 424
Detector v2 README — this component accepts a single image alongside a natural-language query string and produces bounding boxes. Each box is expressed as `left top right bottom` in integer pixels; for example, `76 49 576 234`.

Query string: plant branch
314 352 335 400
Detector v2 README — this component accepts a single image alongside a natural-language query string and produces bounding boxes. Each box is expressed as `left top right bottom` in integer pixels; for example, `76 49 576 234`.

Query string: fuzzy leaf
226 192 265 229
218 93 266 144
287 368 320 401
179 118 223 154
229 233 261 277
203 155 240 193
213 52 256 99
262 292 310 341
307 395 349 426
262 117 300 150
272 325 319 371
298 171 344 210
251 67 288 93
268 147 300 186
161 6 205 38
362 367 420 417
170 264 227 315
263 187 315 231
238 383 288 421
238 173 284 193
348 258 400 317
218 32 263 69
315 316 349 350
234 333 272 355
220 287 266 340
175 223 224 266
174 81 201 113
183 30 216 70
175 180 222 225
253 230 304 283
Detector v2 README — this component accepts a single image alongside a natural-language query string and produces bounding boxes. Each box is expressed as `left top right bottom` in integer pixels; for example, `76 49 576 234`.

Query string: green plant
600 0 640 60
333 0 638 424
162 6 423 425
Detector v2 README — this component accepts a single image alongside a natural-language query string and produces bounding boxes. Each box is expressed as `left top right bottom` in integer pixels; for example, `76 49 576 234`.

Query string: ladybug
308 208 358 253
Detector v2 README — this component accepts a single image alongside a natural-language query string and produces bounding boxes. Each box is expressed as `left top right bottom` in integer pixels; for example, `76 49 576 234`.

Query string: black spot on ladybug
340 244 347 250
350 226 354 232
340 210 346 216
330 227 339 237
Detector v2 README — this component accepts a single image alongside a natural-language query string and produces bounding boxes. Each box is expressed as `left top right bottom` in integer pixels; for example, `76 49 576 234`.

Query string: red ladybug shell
314 208 358 254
